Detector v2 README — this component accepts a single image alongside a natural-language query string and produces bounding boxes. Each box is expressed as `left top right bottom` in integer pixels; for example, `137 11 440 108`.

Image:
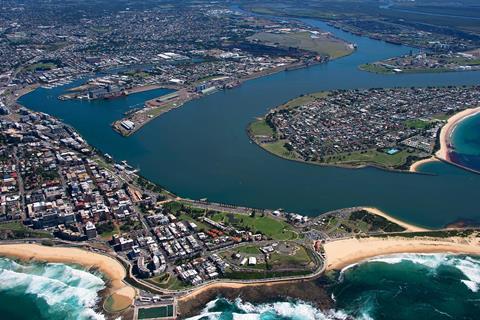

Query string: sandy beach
0 244 136 312
180 207 428 302
409 156 439 172
324 235 480 271
363 207 428 232
436 107 480 162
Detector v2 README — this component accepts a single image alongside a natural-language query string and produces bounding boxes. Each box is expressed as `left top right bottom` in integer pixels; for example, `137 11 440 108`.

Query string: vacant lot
248 31 353 58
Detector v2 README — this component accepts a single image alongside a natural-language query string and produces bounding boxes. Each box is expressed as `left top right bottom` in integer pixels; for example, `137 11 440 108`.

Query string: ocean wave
43 263 106 289
185 297 357 320
339 262 359 281
184 311 222 320
351 253 480 293
0 258 106 320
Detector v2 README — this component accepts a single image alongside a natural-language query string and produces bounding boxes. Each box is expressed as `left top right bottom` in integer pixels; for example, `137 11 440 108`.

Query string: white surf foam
185 311 222 320
0 259 106 320
349 253 480 293
186 297 356 320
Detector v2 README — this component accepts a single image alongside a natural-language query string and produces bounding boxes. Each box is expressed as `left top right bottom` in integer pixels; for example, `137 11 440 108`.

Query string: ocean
187 254 480 320
0 258 106 320
1 253 479 319
450 112 480 172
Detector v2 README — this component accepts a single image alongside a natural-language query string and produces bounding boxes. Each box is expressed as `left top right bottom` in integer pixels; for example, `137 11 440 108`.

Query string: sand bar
363 207 428 232
0 244 135 309
324 236 480 271
436 107 480 161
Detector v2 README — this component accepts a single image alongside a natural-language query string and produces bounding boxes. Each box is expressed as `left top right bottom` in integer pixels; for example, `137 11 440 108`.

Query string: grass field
404 119 432 129
98 222 120 240
236 245 262 255
359 63 393 74
248 31 353 59
278 92 329 110
432 113 451 121
248 119 274 137
261 140 298 160
122 70 150 78
146 273 190 290
246 2 480 34
322 149 413 168
269 246 314 269
211 212 297 240
0 221 52 239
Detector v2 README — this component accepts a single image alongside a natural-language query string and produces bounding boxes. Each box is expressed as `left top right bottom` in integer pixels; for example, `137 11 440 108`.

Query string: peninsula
248 86 480 172
360 49 480 75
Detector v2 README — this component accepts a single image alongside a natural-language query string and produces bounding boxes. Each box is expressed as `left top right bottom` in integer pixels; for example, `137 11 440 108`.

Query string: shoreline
113 48 355 138
248 120 423 174
436 107 480 162
362 207 428 232
323 235 480 271
249 101 480 175
112 61 319 137
177 278 333 318
0 244 136 314
409 156 439 172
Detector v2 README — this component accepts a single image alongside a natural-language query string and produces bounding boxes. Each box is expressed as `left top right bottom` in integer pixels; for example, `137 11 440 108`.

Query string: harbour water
7 10 480 320
188 254 480 320
19 16 480 228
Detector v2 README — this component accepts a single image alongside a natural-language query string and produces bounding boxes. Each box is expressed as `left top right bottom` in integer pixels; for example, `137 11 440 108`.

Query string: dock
112 89 194 137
